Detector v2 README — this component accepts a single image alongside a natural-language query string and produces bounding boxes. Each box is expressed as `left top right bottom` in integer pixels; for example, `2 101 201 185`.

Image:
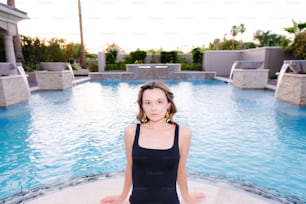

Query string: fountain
0 63 30 108
275 60 306 106
36 62 74 90
229 60 269 89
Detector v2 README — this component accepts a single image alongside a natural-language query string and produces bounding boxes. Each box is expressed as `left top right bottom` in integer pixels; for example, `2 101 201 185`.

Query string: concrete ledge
89 72 134 80
174 71 216 80
89 71 215 80
25 176 272 204
74 69 89 76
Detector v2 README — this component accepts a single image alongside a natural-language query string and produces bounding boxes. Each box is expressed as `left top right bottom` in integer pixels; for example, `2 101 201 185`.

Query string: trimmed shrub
130 49 147 63
160 51 178 63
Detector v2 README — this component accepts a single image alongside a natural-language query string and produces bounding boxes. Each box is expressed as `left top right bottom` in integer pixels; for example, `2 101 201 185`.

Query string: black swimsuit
129 124 180 204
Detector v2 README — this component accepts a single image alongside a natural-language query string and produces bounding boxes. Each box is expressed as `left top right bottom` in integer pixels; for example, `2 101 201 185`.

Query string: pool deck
25 175 274 204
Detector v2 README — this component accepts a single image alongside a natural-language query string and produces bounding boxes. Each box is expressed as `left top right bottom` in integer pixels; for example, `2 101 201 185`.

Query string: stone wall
203 47 293 77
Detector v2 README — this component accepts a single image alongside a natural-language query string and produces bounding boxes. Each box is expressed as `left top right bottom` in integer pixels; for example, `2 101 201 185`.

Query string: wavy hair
136 80 177 124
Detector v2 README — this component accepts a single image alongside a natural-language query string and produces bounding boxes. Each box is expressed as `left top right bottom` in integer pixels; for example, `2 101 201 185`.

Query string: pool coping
23 175 276 204
30 76 277 92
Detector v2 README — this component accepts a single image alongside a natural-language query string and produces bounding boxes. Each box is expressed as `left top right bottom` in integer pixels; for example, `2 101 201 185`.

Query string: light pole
78 0 86 69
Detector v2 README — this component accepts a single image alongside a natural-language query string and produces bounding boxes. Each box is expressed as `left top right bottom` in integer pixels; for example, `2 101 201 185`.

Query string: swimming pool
0 80 305 203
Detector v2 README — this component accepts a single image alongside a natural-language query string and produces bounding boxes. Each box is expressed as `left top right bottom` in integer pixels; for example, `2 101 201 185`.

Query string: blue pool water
0 80 305 203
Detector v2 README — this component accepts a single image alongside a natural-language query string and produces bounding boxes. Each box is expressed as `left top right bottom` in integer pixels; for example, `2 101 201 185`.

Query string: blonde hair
136 80 177 124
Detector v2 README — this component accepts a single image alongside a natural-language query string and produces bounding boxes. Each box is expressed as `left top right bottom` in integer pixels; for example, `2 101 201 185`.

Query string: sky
4 0 306 53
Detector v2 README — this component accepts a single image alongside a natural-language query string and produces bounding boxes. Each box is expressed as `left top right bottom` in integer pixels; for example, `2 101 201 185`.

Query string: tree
254 30 270 46
230 25 239 50
238 24 246 48
284 19 306 34
253 30 287 47
7 0 24 63
104 43 121 64
191 47 202 64
78 0 86 68
284 20 306 58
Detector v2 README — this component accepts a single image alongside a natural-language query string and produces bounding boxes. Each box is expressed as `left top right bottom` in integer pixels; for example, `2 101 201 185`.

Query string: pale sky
4 0 306 53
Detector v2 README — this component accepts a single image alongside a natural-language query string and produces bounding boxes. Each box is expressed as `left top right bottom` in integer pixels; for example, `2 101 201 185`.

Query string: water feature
275 60 306 106
229 61 238 81
16 63 30 94
0 63 30 108
66 63 75 83
228 60 263 82
0 80 305 203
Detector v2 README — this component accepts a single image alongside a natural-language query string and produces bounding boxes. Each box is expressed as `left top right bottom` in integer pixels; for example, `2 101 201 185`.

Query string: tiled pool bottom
1 173 303 204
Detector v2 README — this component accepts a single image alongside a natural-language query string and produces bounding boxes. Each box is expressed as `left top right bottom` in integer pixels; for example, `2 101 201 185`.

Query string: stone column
98 52 105 72
4 35 16 66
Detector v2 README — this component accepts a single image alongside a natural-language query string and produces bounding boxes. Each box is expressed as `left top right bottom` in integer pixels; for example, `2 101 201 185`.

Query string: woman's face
142 88 170 122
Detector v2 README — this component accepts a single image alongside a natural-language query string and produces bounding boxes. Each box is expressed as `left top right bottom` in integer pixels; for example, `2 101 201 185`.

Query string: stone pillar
0 75 30 108
4 35 16 66
232 69 269 89
36 71 73 90
275 73 306 106
98 52 106 72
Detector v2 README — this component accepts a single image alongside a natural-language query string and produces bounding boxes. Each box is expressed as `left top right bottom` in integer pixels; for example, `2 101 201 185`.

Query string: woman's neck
145 120 171 130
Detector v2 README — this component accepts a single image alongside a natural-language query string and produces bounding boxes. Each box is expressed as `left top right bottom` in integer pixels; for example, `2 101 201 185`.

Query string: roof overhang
0 3 29 24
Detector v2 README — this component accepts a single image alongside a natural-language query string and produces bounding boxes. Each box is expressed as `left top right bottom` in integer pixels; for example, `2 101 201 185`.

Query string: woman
101 80 205 204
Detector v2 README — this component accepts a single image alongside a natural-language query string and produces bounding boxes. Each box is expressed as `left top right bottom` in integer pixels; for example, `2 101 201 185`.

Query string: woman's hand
184 192 206 203
100 195 123 204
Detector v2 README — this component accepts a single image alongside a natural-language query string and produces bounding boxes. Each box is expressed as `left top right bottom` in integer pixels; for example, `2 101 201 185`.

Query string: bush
130 49 147 63
160 51 178 63
105 63 126 71
293 31 306 59
123 55 133 64
70 64 78 71
191 47 202 64
23 64 44 72
181 63 202 71
87 60 98 72
106 49 118 64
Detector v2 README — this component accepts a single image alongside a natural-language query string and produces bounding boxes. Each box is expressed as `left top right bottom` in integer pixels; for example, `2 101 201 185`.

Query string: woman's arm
177 126 205 203
100 125 135 204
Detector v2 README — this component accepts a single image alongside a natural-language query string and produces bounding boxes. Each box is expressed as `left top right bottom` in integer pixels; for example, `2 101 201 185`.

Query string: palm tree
230 25 239 50
78 0 86 69
284 19 306 34
254 30 271 46
238 24 246 48
7 0 24 63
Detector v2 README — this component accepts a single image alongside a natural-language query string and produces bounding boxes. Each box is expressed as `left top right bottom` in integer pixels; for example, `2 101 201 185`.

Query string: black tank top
129 124 180 204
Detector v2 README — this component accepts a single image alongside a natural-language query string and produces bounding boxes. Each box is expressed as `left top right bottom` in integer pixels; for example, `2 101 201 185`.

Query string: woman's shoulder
124 123 138 136
177 124 192 139
124 124 138 144
177 124 191 134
